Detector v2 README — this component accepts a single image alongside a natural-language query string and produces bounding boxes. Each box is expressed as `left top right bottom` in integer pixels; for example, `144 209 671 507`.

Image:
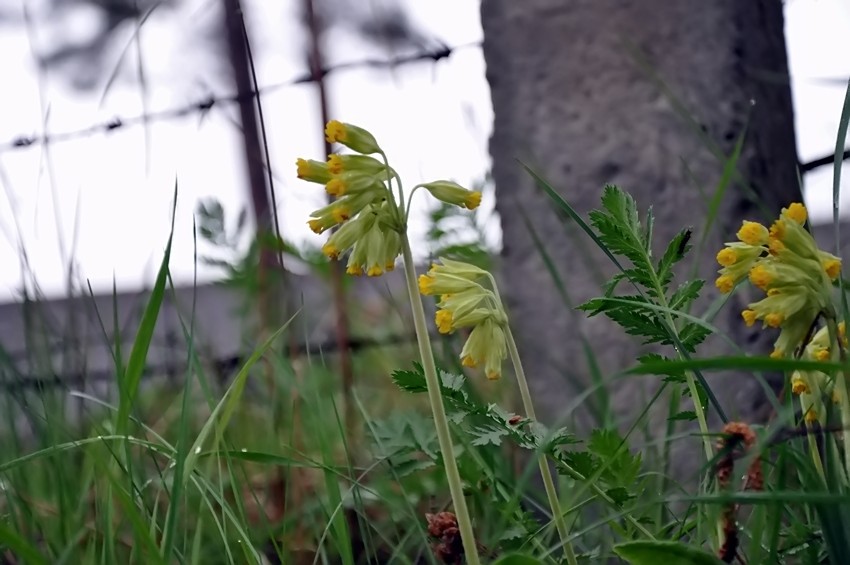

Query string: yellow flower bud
420 181 483 210
325 120 381 154
737 221 769 246
784 202 807 225
791 372 808 395
327 153 392 176
715 275 735 294
296 158 332 184
716 247 738 267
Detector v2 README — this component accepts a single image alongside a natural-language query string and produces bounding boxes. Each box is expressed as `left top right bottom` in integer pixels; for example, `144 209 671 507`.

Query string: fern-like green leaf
657 228 693 291
669 280 704 311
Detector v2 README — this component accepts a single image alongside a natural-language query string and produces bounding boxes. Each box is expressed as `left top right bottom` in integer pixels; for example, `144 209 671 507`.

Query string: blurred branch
799 148 850 173
1 41 480 153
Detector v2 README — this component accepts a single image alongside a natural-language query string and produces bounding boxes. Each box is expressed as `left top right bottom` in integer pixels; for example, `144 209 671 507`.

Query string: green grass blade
160 220 200 560
0 521 49 565
182 312 299 483
832 80 850 329
116 184 177 435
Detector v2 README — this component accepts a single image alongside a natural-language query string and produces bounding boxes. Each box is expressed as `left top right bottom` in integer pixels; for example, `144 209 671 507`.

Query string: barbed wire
3 38 845 174
0 40 482 154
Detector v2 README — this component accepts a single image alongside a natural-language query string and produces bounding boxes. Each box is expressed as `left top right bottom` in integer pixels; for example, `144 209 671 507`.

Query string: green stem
825 316 850 479
400 236 481 565
505 327 579 565
684 373 713 464
645 273 719 548
805 422 827 483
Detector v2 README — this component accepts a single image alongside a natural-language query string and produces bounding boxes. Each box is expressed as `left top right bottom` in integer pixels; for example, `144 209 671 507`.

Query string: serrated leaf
679 322 712 352
559 451 597 478
613 541 725 565
588 429 642 486
498 525 528 542
605 486 636 507
587 428 623 458
669 279 704 311
669 410 697 422
635 354 685 380
547 427 580 449
470 425 508 447
440 370 466 392
391 368 427 393
657 228 693 291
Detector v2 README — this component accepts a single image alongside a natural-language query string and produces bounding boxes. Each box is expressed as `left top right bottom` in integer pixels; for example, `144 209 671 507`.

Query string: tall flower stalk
419 261 578 563
297 121 482 564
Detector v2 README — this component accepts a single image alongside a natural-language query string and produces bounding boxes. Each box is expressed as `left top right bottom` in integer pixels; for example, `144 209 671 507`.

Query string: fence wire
0 41 482 154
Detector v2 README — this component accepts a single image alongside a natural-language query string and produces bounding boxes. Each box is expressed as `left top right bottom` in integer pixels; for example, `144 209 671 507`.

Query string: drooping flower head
297 121 485 279
787 324 844 424
719 203 842 359
419 258 508 379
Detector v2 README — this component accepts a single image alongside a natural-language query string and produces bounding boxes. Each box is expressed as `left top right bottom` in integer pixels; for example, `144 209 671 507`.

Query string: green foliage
579 185 707 353
613 541 725 565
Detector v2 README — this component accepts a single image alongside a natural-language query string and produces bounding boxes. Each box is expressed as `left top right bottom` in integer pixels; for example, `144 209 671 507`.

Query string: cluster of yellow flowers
296 121 482 277
715 203 841 359
789 323 847 423
418 259 508 380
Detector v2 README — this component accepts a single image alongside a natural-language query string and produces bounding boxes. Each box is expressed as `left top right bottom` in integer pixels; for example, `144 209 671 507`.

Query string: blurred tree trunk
482 1 799 476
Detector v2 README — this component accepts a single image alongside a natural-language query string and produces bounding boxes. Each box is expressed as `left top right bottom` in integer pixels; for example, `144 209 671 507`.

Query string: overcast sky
0 0 849 303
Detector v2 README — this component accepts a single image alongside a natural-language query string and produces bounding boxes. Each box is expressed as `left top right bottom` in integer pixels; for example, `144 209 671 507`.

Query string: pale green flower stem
644 274 718 548
504 326 579 565
825 317 850 477
490 277 653 543
399 236 482 565
806 423 827 482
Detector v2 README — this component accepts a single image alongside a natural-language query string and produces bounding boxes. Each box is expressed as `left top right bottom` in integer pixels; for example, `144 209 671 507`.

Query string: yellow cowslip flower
419 181 483 210
737 221 770 246
804 407 820 423
309 191 383 233
321 211 375 259
422 258 508 379
296 158 333 184
418 258 489 296
716 247 738 267
817 250 842 281
435 310 453 334
715 242 764 293
436 290 492 333
459 318 508 380
325 120 381 155
784 202 807 225
326 171 385 197
814 348 830 361
718 204 836 335
307 204 349 234
419 272 480 296
715 275 735 294
338 204 402 278
791 372 809 395
327 153 393 177
742 309 757 327
746 288 806 326
791 370 827 425
770 307 820 359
